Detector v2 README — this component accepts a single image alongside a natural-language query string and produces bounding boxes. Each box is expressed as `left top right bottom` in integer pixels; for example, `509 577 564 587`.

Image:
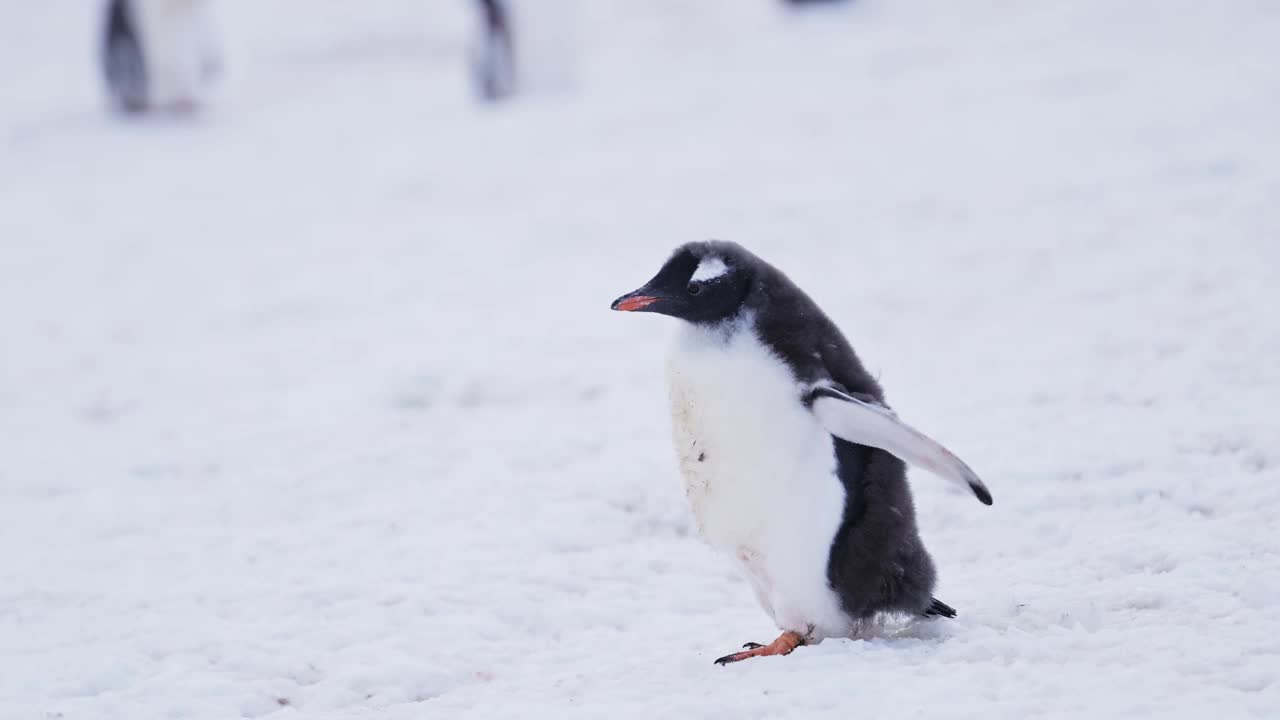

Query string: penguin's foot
713 631 804 665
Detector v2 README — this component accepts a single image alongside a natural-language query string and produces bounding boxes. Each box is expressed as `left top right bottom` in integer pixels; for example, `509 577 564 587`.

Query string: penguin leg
713 630 804 665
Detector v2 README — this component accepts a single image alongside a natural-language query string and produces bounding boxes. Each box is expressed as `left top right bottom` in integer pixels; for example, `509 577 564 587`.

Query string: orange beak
611 294 659 312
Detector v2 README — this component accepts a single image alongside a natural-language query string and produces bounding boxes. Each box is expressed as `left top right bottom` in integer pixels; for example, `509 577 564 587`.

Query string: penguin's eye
687 282 703 296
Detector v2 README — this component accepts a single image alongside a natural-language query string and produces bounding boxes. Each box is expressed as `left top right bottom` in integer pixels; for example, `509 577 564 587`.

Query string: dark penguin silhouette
99 0 220 113
472 0 516 101
102 0 148 112
611 241 991 665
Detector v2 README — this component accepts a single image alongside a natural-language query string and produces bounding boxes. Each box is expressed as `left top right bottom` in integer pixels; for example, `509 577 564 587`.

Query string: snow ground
2 1 1279 718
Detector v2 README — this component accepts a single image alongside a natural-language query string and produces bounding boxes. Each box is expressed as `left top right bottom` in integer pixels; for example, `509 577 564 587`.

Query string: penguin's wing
808 386 993 505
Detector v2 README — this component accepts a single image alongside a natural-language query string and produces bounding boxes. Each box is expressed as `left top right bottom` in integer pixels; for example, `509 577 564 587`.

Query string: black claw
715 641 766 665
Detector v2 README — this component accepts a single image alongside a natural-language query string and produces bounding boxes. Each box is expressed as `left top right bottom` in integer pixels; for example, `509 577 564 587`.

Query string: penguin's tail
923 598 957 619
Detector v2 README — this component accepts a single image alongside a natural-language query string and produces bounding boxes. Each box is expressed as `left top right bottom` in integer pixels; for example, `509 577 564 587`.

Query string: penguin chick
611 241 991 665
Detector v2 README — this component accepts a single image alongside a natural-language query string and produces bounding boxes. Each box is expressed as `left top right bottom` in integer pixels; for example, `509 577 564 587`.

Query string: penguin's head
611 241 753 325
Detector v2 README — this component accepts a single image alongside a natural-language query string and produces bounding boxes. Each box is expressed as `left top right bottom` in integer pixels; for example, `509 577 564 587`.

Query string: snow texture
2 1 1279 718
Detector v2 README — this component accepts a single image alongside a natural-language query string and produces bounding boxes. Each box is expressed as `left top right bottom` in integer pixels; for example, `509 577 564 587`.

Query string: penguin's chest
133 0 219 106
666 324 853 638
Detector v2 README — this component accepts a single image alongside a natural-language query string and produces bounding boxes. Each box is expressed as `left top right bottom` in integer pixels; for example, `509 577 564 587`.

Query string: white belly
133 0 219 107
667 319 853 640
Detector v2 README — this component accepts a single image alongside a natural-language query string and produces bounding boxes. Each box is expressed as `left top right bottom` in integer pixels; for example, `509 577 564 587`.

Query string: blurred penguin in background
471 0 516 101
469 0 578 103
101 0 221 113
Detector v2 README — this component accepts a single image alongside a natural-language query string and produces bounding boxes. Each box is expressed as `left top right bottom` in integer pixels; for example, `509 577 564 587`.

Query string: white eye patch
691 256 729 282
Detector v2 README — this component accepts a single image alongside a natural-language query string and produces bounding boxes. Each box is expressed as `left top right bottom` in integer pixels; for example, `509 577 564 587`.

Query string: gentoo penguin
100 0 220 113
470 0 516 101
611 241 992 665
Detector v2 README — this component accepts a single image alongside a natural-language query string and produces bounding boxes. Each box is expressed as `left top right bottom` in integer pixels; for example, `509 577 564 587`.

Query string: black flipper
924 598 957 618
808 386 993 506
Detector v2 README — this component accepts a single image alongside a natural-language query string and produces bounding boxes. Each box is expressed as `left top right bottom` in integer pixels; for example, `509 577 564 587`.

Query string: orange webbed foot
713 631 805 665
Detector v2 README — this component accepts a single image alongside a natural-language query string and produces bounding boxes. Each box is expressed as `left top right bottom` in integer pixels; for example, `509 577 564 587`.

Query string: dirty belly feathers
668 319 855 640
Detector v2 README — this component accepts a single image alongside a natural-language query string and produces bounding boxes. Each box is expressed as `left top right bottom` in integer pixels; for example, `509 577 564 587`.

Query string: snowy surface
3 1 1280 718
